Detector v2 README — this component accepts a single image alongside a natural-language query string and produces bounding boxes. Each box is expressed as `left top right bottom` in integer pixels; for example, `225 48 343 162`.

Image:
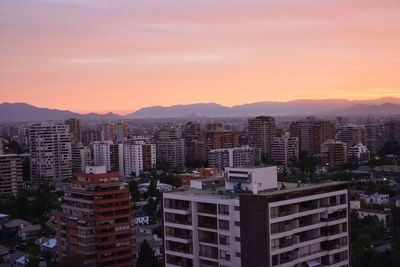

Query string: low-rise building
359 192 390 205
178 168 223 187
354 209 391 228
138 180 173 193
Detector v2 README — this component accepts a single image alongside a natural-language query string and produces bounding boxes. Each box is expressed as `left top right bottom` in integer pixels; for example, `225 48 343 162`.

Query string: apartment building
348 143 370 164
156 126 185 168
0 136 4 154
29 121 72 184
118 142 156 177
163 166 350 267
365 124 384 155
92 141 120 172
321 140 347 171
116 121 129 142
65 118 82 144
0 154 24 196
289 117 335 154
71 143 92 172
336 125 366 147
208 146 261 169
56 166 135 267
271 137 299 167
83 129 105 145
248 116 276 157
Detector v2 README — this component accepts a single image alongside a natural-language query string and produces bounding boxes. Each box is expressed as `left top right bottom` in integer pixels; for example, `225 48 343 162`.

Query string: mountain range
126 97 400 118
0 102 125 122
1 97 400 122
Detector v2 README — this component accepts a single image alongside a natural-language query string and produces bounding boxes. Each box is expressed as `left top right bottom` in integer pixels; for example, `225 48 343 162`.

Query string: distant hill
127 97 400 118
0 102 126 122
2 97 400 122
327 102 400 116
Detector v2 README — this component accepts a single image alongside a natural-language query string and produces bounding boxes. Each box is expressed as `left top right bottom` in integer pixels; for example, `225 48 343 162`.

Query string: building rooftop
167 180 348 200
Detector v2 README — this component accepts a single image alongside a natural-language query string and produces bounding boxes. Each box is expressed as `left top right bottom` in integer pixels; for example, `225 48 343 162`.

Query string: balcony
198 216 217 230
164 199 191 211
166 240 193 255
198 203 217 215
166 227 192 241
166 254 193 267
165 213 192 226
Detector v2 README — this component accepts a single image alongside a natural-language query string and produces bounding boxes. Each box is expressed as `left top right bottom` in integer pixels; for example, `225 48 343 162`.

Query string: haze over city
1 0 400 114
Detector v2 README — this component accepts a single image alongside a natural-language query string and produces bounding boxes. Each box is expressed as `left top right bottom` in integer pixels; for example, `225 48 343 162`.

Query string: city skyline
1 0 400 113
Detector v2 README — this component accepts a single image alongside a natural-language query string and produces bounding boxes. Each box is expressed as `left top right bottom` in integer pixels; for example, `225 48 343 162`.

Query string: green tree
136 239 161 267
129 180 141 202
25 246 40 267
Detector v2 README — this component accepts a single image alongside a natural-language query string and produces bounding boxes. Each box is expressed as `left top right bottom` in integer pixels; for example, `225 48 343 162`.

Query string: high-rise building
0 154 24 196
92 141 120 172
271 137 299 167
29 121 72 184
65 118 82 144
118 142 156 177
163 167 350 267
365 124 384 155
56 166 135 266
248 116 276 157
71 143 92 172
383 120 400 143
348 143 370 164
103 121 116 142
208 146 261 169
289 117 335 154
336 125 366 147
83 129 105 145
116 121 129 142
321 139 347 171
156 126 185 168
0 136 4 154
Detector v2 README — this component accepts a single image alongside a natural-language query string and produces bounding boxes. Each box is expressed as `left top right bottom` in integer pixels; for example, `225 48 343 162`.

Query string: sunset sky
1 0 400 114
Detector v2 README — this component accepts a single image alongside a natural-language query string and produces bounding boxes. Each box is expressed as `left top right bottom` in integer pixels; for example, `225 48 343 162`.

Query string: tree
129 180 141 202
25 246 40 267
143 197 159 222
136 239 161 267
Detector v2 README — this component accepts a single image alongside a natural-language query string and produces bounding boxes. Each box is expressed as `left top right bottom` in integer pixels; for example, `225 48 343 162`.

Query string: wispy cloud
66 58 117 64
133 23 213 33
146 55 222 64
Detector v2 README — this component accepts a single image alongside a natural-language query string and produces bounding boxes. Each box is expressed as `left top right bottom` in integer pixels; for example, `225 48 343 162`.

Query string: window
235 221 240 226
219 250 230 261
219 235 230 245
234 206 240 211
218 204 229 215
219 220 229 230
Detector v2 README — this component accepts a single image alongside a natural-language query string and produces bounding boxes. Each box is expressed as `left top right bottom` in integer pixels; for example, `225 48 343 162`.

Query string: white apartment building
71 143 92 172
208 146 261 169
92 141 113 171
29 121 72 184
348 143 370 163
163 167 350 267
119 143 156 177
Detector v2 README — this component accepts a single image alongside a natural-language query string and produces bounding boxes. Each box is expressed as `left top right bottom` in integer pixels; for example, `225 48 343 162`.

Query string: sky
1 0 400 114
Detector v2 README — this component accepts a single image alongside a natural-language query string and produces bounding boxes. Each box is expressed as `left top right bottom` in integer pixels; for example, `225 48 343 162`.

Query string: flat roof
166 181 348 200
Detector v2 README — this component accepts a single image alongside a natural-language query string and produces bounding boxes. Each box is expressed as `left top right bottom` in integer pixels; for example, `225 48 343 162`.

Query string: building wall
0 154 23 196
29 121 72 184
